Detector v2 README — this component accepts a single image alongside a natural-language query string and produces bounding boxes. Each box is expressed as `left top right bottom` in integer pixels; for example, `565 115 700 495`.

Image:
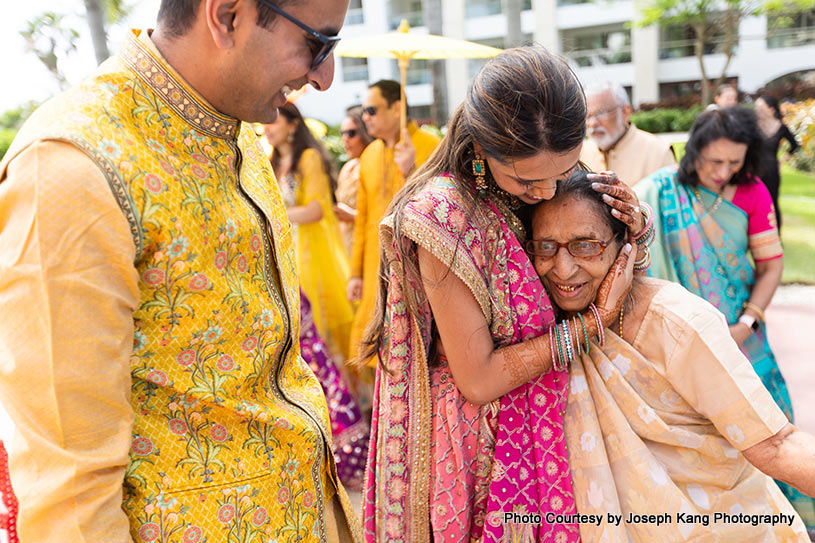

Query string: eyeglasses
524 238 616 258
256 0 341 70
341 128 358 138
586 106 621 122
361 105 379 117
697 154 744 170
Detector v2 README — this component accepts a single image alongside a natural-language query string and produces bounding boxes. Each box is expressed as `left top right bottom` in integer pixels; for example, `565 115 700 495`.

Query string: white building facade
296 0 815 124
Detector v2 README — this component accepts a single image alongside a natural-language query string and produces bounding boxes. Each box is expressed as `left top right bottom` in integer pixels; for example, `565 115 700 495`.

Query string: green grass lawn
672 141 814 284
778 164 815 284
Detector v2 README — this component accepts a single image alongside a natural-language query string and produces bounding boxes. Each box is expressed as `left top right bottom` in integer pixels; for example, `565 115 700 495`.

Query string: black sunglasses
256 0 341 70
341 129 358 138
361 106 378 117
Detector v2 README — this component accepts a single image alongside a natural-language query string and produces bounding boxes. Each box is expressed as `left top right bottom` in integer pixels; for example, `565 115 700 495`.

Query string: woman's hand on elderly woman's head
588 171 646 235
593 239 635 325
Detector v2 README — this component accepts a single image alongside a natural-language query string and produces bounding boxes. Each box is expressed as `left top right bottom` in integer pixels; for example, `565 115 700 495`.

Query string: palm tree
84 0 131 65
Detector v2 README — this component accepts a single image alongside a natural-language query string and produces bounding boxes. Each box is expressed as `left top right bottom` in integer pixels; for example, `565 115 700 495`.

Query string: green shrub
0 129 17 161
631 106 703 134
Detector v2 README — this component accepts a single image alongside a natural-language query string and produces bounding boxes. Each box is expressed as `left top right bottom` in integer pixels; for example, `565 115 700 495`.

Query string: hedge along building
296 0 815 124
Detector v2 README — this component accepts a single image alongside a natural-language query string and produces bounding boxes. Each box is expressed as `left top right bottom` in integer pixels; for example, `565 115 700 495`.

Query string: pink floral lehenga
362 178 580 543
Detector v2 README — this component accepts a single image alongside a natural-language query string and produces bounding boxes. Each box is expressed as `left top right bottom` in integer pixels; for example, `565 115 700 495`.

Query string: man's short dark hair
369 79 406 109
157 0 295 38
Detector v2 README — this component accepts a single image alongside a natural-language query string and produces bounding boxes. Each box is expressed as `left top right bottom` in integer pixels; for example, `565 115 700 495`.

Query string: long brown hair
360 44 587 366
270 102 338 193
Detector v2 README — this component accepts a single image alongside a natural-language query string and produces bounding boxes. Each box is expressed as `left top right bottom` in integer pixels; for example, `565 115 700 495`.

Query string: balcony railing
658 37 734 59
345 7 364 25
564 47 632 67
342 66 369 82
466 0 502 17
388 10 423 30
767 26 815 49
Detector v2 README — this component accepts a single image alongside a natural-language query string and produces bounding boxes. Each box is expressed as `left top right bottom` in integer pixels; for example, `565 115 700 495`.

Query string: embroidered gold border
398 215 492 324
120 34 240 140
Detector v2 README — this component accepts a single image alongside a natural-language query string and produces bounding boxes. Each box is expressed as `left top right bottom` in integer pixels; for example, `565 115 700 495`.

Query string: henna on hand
594 243 634 324
494 335 551 388
589 171 645 232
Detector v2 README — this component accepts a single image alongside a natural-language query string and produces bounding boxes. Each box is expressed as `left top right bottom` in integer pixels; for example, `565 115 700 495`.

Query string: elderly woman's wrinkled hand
588 171 645 235
593 240 635 325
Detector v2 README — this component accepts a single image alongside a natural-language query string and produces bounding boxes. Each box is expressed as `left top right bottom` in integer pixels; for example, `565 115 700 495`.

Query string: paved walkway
766 285 815 433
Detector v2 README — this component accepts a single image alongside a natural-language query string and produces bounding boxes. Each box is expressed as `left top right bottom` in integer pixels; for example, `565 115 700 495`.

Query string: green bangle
578 311 590 354
554 321 564 370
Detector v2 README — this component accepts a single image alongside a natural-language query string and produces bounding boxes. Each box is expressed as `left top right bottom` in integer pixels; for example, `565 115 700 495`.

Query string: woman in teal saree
636 106 815 530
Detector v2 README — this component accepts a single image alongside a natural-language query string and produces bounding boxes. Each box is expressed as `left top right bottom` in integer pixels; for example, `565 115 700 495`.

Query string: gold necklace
488 193 525 239
693 188 723 215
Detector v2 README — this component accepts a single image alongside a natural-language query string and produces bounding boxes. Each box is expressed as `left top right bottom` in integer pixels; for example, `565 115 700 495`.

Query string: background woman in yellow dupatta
265 103 354 360
529 171 815 542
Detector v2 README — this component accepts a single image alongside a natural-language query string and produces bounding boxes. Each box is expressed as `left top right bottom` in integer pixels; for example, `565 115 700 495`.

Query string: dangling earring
287 131 295 144
472 155 487 191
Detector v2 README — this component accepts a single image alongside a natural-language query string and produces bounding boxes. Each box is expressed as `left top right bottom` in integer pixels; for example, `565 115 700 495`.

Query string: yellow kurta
0 29 359 543
348 122 440 362
580 124 676 187
565 279 805 542
294 148 354 360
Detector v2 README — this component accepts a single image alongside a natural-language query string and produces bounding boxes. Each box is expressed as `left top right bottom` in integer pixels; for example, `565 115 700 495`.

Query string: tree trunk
423 0 448 126
504 0 523 48
692 22 711 105
84 0 109 65
712 11 740 93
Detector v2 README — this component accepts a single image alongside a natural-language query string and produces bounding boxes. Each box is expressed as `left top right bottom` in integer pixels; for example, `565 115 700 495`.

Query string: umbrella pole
398 57 409 141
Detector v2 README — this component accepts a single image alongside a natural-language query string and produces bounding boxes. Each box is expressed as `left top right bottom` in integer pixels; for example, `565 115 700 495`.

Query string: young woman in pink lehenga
360 45 650 543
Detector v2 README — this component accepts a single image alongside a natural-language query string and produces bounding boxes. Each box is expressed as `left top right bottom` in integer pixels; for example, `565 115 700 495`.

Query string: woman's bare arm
287 199 323 224
418 242 633 405
743 423 815 498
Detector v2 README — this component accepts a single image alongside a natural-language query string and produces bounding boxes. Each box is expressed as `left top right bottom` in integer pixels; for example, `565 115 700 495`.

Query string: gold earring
472 155 487 191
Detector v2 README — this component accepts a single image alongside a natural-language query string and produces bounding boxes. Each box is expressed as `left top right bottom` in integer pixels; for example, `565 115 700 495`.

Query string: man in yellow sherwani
0 0 361 541
347 80 441 367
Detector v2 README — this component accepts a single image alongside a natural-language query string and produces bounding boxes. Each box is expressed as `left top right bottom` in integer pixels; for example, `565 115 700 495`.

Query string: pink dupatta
362 178 578 543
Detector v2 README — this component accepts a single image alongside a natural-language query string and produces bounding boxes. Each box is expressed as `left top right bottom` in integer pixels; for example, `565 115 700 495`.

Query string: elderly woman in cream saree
529 172 814 542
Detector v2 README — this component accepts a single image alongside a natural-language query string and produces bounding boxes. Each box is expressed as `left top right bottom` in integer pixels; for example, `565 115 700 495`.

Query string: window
342 57 369 82
561 27 631 67
767 10 815 48
393 58 431 85
346 0 364 25
466 0 502 18
658 23 731 59
388 0 423 29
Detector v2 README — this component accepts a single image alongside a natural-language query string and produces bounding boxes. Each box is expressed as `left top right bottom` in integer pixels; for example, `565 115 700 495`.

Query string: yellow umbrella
336 19 502 134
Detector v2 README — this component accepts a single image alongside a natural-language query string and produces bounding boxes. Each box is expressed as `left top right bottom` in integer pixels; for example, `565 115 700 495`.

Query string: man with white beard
580 82 676 187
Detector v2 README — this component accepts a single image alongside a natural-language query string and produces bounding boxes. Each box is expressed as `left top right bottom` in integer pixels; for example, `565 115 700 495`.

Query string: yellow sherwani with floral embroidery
0 30 360 542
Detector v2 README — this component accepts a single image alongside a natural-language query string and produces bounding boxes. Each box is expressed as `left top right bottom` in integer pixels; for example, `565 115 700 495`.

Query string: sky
1 0 161 113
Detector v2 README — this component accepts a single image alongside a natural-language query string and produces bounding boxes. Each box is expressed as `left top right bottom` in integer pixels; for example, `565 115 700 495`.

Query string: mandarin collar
119 29 241 140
